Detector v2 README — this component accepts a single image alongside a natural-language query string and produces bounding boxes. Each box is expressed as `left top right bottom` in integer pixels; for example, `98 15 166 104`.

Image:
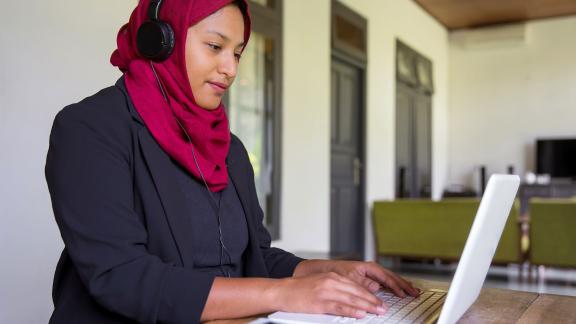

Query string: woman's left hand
328 261 420 297
294 260 420 298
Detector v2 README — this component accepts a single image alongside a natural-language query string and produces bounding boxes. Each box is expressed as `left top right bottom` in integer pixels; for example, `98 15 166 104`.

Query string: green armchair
529 198 576 267
373 199 521 263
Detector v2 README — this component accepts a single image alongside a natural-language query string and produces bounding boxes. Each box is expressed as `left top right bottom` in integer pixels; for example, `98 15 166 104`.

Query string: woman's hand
329 261 420 297
201 261 417 321
274 272 388 319
294 260 420 298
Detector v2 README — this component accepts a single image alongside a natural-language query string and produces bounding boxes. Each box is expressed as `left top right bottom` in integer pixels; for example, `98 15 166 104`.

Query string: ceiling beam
414 0 576 30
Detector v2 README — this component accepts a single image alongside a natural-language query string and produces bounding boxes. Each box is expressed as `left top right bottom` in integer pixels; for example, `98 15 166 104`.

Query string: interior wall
0 1 135 323
273 0 332 252
448 16 576 190
338 0 450 260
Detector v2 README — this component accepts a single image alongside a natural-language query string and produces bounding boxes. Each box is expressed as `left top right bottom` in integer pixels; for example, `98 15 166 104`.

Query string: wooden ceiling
414 0 576 30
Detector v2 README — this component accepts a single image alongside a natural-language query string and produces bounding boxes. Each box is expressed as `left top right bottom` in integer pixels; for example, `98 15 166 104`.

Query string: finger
364 264 420 297
327 302 369 319
366 269 407 298
334 278 382 305
322 274 388 315
323 273 377 300
396 277 421 296
329 280 388 315
327 291 388 318
331 273 380 294
360 277 381 293
383 277 406 298
381 269 420 297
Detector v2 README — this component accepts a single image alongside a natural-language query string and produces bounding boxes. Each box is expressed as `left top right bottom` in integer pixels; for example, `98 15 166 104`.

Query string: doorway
330 1 367 258
395 41 434 199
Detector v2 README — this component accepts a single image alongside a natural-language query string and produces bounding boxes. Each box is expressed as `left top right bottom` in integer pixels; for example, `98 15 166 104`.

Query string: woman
45 0 418 323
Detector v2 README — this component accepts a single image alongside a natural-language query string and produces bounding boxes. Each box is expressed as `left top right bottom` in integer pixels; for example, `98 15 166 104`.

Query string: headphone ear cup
136 21 175 62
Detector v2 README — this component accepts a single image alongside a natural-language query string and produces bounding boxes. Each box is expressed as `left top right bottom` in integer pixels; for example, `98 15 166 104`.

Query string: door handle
353 157 362 186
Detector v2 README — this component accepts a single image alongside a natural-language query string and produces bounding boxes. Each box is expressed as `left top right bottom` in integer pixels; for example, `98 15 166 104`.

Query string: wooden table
206 278 576 324
411 278 576 323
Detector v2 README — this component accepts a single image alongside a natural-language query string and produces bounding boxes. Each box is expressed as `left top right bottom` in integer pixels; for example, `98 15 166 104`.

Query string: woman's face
185 4 245 110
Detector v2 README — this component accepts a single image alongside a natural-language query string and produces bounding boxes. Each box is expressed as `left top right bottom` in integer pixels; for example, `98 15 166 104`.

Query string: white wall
273 0 332 252
0 1 134 322
448 16 576 189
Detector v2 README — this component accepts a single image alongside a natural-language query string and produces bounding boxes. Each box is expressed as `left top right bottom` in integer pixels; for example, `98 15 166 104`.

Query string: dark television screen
536 139 576 178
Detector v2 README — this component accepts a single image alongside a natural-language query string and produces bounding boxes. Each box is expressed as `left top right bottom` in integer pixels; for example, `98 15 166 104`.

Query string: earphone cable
149 61 232 278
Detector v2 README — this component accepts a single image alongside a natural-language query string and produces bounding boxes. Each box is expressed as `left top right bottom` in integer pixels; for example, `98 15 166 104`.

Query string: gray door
395 83 432 198
330 58 364 258
414 93 432 197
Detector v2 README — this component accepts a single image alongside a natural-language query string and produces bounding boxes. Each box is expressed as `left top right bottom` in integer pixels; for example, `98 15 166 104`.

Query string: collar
115 76 145 126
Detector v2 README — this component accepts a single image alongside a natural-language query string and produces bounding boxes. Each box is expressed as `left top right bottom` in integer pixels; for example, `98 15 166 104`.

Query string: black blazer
45 78 303 324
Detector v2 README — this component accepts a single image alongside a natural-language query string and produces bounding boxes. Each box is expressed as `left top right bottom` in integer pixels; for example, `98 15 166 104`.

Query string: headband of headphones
136 0 175 62
148 0 162 20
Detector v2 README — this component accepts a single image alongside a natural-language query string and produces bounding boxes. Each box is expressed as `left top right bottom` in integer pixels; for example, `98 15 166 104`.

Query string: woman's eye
208 43 222 51
234 53 242 61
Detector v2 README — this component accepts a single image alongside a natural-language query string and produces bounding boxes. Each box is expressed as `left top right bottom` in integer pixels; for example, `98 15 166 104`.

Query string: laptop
268 174 520 324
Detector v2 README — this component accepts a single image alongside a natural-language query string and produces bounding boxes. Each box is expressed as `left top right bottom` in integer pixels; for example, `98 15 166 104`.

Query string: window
396 41 434 94
227 0 282 239
332 0 367 62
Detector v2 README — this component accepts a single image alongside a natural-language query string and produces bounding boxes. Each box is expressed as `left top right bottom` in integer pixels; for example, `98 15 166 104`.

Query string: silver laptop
268 174 520 324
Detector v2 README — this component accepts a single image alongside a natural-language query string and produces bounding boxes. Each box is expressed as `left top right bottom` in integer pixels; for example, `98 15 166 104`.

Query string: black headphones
137 0 175 62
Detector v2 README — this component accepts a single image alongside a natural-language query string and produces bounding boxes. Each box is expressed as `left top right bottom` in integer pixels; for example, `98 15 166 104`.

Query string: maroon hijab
111 0 251 192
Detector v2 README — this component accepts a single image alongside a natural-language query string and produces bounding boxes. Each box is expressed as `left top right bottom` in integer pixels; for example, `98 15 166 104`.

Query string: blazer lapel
117 76 195 267
138 128 197 267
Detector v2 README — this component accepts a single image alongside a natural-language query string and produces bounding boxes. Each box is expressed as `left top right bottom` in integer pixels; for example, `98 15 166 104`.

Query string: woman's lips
207 81 228 95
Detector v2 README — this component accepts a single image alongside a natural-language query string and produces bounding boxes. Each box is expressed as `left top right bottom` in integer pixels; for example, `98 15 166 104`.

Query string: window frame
225 0 283 240
396 40 435 94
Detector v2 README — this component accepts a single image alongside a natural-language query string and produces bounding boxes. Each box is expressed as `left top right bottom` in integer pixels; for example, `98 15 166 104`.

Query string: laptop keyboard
331 290 446 324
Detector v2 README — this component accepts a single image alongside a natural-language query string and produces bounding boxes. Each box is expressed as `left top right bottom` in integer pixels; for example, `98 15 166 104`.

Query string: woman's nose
218 52 238 79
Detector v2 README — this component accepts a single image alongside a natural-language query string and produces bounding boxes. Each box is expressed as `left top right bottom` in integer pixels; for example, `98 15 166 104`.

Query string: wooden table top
206 277 576 324
410 278 576 323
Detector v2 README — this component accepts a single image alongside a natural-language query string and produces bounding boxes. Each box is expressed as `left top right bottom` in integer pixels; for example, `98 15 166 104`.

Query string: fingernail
376 306 387 315
356 310 367 318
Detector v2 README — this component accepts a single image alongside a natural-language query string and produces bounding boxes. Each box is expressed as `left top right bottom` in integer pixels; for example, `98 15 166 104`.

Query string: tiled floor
383 260 576 297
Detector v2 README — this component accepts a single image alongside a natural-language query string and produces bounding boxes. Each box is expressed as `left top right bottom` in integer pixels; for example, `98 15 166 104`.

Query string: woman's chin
196 98 221 110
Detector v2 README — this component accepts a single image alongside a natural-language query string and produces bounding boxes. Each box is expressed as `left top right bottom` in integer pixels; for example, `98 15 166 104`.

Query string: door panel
331 70 338 143
395 83 432 198
396 83 414 198
333 187 358 254
330 59 364 257
415 95 432 197
338 72 357 146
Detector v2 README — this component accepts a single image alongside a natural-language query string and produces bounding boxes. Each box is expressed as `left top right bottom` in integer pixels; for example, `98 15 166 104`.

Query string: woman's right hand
273 272 388 319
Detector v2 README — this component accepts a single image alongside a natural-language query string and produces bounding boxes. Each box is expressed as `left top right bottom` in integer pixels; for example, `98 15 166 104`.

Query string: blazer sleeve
233 137 305 278
255 204 305 278
46 104 214 324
